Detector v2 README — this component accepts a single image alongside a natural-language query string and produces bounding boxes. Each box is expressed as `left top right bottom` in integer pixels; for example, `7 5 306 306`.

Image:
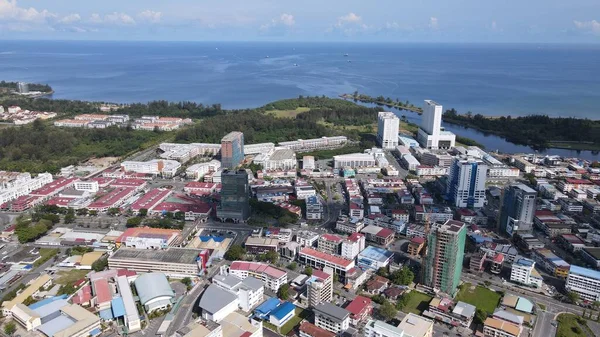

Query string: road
531 310 556 337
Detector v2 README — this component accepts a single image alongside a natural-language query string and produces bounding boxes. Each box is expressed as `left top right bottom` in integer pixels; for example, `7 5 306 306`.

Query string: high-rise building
377 111 399 149
499 184 537 236
417 100 456 149
307 269 333 308
423 220 466 296
221 131 245 169
17 82 29 94
218 169 250 222
446 157 488 208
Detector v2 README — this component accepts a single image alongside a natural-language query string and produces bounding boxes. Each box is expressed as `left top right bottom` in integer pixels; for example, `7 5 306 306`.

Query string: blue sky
1 0 599 42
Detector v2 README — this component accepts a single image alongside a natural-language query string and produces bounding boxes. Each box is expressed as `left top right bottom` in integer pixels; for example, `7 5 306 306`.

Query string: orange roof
299 322 335 337
116 227 181 244
484 318 520 336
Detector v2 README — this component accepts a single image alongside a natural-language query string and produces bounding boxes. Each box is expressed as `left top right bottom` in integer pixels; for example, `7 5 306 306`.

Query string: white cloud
138 10 162 23
59 13 81 24
0 0 56 23
429 17 439 30
105 12 136 25
89 13 102 24
330 12 369 35
574 20 600 35
260 13 295 32
337 12 362 27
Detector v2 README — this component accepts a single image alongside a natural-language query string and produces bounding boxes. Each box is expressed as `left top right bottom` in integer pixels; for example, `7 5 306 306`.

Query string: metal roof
134 273 175 306
199 284 237 314
313 303 350 321
270 302 295 320
570 264 600 281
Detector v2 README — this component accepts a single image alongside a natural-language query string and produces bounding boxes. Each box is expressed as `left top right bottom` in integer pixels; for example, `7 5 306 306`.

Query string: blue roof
37 315 75 337
99 308 115 320
254 297 280 317
469 234 493 244
358 246 394 262
515 297 534 314
199 235 225 243
31 299 69 319
515 258 534 267
90 328 102 336
111 297 125 317
570 265 600 281
270 302 296 320
28 295 68 310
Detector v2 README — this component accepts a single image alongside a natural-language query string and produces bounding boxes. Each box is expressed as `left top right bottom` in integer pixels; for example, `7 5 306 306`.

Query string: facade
341 233 366 260
313 303 350 334
333 153 376 169
212 275 264 312
298 247 355 282
423 220 467 296
228 261 288 292
318 234 343 255
565 265 600 302
295 230 319 247
306 195 323 220
377 111 400 149
417 100 456 150
307 270 333 308
278 136 347 152
446 157 488 208
185 160 221 180
120 159 181 178
510 258 542 288
221 131 245 169
531 248 570 278
108 248 202 278
345 295 373 326
218 169 250 222
499 184 537 236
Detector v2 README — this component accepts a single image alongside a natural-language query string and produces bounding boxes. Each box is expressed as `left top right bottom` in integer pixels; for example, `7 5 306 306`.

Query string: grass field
33 248 59 268
264 308 309 335
455 283 501 314
318 120 376 133
556 313 587 337
268 107 310 118
403 291 433 315
55 269 90 286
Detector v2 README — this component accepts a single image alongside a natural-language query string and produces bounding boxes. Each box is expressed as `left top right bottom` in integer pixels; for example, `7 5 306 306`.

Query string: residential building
483 317 520 337
218 169 250 222
510 258 542 288
531 248 570 278
423 298 476 328
298 248 355 282
357 246 394 270
318 234 343 255
361 225 395 246
299 322 335 337
566 265 600 302
279 136 347 152
244 237 279 254
408 237 425 256
417 100 456 150
365 319 406 337
397 313 434 337
307 270 333 308
581 247 600 269
221 131 245 169
345 295 372 326
313 303 350 334
341 233 366 260
227 261 288 292
499 184 537 236
295 230 319 247
446 157 488 208
336 216 365 234
333 153 376 169
212 275 264 312
423 220 467 296
306 195 323 220
377 111 400 149
557 234 586 252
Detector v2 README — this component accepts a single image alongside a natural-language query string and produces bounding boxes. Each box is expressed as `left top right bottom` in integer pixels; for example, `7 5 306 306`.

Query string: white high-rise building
417 100 456 149
510 257 543 288
446 157 488 208
377 112 399 149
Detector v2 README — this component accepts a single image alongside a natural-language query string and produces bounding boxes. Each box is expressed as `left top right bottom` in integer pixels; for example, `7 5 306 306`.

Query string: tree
224 245 246 261
89 210 98 216
378 301 398 321
475 309 488 325
333 274 339 283
174 211 185 220
376 267 389 277
92 257 108 272
76 208 88 216
567 291 580 304
287 262 297 271
264 251 279 264
107 208 120 216
371 295 385 305
277 284 290 300
139 208 148 217
390 267 414 286
64 213 75 224
3 321 16 336
181 277 192 290
126 217 143 228
304 266 313 276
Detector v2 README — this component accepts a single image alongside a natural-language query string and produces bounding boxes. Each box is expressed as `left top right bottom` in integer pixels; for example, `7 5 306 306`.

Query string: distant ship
347 60 352 63
266 56 270 58
293 63 298 67
344 53 349 57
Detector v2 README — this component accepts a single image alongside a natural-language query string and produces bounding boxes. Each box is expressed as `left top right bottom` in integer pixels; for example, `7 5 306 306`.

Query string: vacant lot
268 107 310 118
455 283 501 314
403 291 433 315
55 269 90 286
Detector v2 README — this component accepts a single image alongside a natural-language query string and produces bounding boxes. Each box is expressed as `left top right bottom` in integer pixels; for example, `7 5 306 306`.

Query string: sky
0 0 599 43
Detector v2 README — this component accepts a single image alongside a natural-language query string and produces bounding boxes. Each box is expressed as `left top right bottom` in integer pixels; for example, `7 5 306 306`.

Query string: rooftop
314 302 350 321
583 247 600 260
344 296 372 316
398 313 434 337
299 322 335 337
484 317 521 336
570 265 600 281
109 247 202 264
358 246 394 262
199 284 237 314
229 261 287 279
299 247 354 268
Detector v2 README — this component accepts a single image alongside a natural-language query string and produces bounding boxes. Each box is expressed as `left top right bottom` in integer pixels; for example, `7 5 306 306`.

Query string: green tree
76 208 88 216
287 262 297 271
264 251 279 264
139 208 148 217
378 301 398 321
277 284 290 300
107 208 120 216
92 257 108 272
224 245 246 261
64 213 75 224
376 267 389 278
181 277 192 290
174 211 185 220
475 309 488 325
333 274 339 283
567 291 580 304
126 217 143 228
304 266 313 276
89 210 98 216
390 267 414 285
3 321 16 336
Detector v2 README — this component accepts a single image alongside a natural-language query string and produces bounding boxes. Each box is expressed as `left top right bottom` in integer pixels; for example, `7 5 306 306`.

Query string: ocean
1 40 600 118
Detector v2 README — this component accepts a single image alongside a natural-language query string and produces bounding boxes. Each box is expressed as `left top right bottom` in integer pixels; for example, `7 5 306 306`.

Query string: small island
0 80 54 98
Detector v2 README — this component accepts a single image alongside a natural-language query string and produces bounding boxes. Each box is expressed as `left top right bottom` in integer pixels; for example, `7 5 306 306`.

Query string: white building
510 258 543 288
446 157 488 208
186 160 221 180
121 159 181 178
307 270 334 308
296 185 317 200
566 265 600 302
253 148 297 171
333 153 376 169
278 136 347 152
365 319 406 337
377 111 400 149
212 275 264 312
341 233 366 260
116 275 142 333
417 100 456 149
295 231 320 247
227 261 288 292
244 142 275 155
74 180 99 193
303 156 315 170
402 154 421 171
0 172 53 205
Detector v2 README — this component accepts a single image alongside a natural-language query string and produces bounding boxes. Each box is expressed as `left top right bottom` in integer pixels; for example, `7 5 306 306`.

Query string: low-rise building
341 233 366 260
408 237 425 256
581 247 600 269
423 298 476 328
298 248 355 282
228 261 288 292
212 275 264 312
557 234 586 252
365 319 406 337
397 313 434 337
566 265 600 302
306 195 323 220
318 234 343 255
295 230 319 247
313 303 350 334
299 321 335 337
107 248 202 278
244 237 279 254
357 246 394 270
510 258 542 288
531 248 570 278
344 295 372 326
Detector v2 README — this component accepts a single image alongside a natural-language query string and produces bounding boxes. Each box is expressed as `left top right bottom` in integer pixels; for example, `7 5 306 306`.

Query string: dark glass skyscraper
499 183 537 236
221 131 245 169
218 169 250 222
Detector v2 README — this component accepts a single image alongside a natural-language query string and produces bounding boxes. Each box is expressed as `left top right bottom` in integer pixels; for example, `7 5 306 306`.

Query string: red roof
392 209 408 214
376 228 395 238
30 177 77 196
493 253 505 263
565 178 593 185
72 285 92 305
88 187 134 209
153 201 211 214
93 279 112 304
345 295 372 316
457 208 477 216
112 178 146 188
312 269 330 281
349 202 362 210
299 322 335 337
130 188 172 211
321 234 343 243
347 233 365 242
229 261 287 279
117 269 138 277
299 247 354 268
185 182 217 189
410 237 425 244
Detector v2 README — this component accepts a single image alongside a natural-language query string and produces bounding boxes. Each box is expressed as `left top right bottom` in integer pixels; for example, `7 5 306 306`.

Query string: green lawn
403 291 433 315
556 313 587 337
268 107 310 118
33 248 59 268
455 283 501 314
263 308 309 335
55 269 90 286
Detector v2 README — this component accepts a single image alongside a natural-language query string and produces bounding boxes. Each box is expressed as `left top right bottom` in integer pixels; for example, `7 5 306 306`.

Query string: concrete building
121 159 181 178
417 100 455 150
244 142 275 155
499 184 537 236
221 131 245 169
117 275 142 333
253 148 297 171
397 313 434 337
313 303 350 334
318 234 343 255
199 284 239 322
333 153 376 169
377 111 400 149
108 248 202 277
212 275 264 312
186 160 221 180
299 321 335 337
73 180 99 193
279 136 347 152
307 270 333 308
218 169 250 222
510 258 542 288
341 233 366 260
295 230 319 247
357 246 394 270
446 157 488 208
245 237 279 254
566 265 600 302
303 156 316 170
298 248 355 282
306 195 323 220
228 261 288 292
134 273 175 313
345 295 373 326
423 220 466 296
483 317 520 337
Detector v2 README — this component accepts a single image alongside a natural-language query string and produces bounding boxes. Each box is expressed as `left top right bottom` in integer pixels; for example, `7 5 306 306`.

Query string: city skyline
0 0 599 43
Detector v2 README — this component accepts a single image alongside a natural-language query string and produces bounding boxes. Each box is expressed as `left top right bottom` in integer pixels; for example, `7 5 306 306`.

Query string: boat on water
266 56 270 58
293 63 298 67
344 53 349 57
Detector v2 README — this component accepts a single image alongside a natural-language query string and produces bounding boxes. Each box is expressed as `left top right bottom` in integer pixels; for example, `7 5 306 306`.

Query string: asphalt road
531 310 556 337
